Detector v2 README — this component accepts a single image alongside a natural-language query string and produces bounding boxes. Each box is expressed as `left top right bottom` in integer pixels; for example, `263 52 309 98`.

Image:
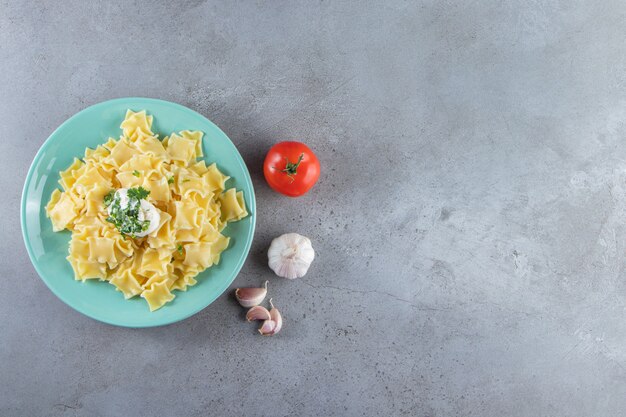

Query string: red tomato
263 141 320 197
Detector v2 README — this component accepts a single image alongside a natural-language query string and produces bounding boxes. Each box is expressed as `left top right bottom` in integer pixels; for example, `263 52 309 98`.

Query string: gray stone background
2 1 626 416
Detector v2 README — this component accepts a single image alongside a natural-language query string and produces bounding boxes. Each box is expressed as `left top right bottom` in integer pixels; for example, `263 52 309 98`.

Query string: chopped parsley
168 176 174 184
127 186 150 200
105 187 151 237
132 170 141 177
177 244 183 254
103 190 115 207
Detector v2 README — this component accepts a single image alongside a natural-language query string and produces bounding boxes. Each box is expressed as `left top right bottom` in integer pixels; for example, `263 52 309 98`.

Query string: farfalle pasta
45 110 248 311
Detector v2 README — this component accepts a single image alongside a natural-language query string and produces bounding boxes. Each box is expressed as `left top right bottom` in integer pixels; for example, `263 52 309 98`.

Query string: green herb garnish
132 170 141 177
168 176 174 184
127 186 150 200
177 244 183 254
103 190 115 207
104 187 151 237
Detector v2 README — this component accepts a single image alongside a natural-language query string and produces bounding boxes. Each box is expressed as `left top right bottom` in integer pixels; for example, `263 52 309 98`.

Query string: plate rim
20 97 256 328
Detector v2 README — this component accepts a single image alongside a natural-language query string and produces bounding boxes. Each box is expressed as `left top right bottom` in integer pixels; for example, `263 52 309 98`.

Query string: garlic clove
246 306 271 322
268 233 315 279
235 281 268 307
258 319 276 336
268 298 283 335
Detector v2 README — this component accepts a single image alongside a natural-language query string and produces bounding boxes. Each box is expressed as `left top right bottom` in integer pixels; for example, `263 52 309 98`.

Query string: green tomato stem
273 153 304 183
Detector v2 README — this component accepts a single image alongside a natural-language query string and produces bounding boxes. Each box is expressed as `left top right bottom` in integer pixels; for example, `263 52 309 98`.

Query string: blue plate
21 98 256 327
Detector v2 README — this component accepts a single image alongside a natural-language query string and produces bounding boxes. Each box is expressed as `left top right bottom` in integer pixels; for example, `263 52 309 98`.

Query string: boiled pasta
45 110 248 311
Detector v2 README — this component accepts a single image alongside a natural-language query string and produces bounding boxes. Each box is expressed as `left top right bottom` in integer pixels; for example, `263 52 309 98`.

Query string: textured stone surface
2 1 626 416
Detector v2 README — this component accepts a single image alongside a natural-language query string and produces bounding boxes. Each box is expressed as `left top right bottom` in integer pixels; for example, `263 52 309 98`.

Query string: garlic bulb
268 233 315 279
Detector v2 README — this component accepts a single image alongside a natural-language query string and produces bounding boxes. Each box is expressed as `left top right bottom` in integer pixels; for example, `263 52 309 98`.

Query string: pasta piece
208 234 230 265
218 188 247 223
73 166 110 197
136 135 167 158
74 215 111 236
208 209 222 231
67 256 107 281
87 237 117 267
143 177 170 202
173 201 201 230
147 211 175 249
175 227 202 243
66 189 86 218
71 163 87 179
200 220 220 243
47 191 78 231
101 227 134 259
46 189 62 214
120 110 154 139
180 130 203 158
203 163 229 192
116 170 144 188
166 132 196 163
141 280 175 311
109 140 137 167
119 154 161 172
138 248 169 277
190 192 217 220
189 160 209 176
109 267 143 299
69 233 89 257
170 273 198 292
102 137 118 150
142 266 175 289
84 144 110 163
183 242 214 269
58 158 84 191
171 259 200 290
84 184 110 216
179 176 207 198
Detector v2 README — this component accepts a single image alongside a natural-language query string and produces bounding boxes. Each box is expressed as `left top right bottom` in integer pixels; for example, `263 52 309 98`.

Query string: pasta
46 110 248 311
